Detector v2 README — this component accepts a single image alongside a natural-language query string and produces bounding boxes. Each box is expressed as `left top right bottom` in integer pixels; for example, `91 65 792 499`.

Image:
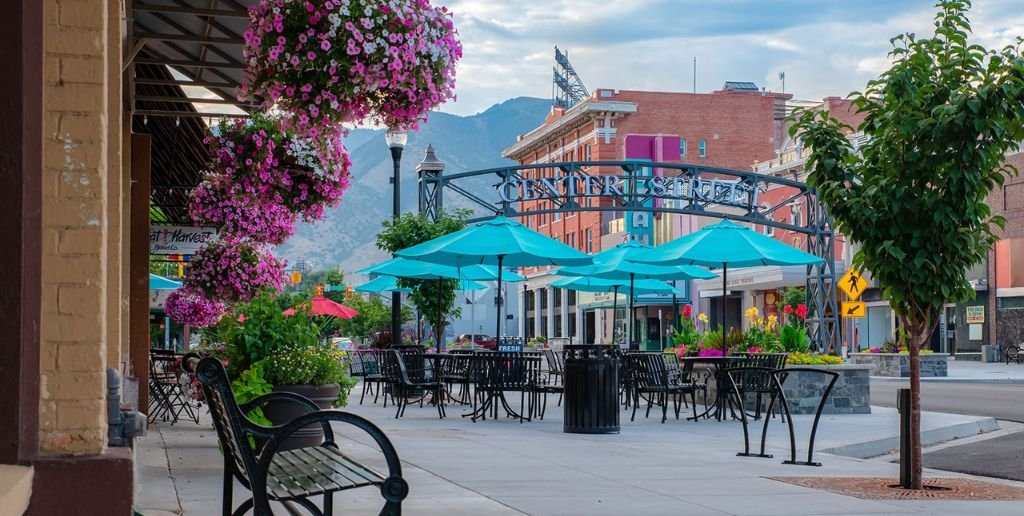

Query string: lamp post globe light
385 127 408 346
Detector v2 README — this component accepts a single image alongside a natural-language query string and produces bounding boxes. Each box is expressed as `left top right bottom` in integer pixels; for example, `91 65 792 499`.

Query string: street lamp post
385 127 408 347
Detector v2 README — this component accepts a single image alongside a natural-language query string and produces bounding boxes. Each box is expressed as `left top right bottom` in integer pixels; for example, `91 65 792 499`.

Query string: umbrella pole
612 285 619 346
722 264 728 353
496 255 504 341
629 273 635 351
437 278 443 353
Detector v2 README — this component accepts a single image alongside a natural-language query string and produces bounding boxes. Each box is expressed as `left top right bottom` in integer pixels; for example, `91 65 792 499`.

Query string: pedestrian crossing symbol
839 269 867 300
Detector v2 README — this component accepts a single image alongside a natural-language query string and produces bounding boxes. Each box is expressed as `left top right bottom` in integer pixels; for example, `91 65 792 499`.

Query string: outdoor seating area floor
137 387 1024 515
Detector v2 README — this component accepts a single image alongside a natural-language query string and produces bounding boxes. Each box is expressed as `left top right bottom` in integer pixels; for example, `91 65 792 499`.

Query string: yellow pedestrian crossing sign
842 301 866 318
839 269 867 300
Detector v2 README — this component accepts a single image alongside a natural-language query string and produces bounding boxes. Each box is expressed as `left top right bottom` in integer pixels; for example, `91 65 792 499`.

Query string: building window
585 144 592 161
585 228 592 253
679 139 687 158
554 211 561 222
698 140 706 158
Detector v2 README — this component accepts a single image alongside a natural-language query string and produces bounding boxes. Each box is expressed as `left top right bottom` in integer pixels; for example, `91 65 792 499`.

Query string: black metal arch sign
417 160 840 352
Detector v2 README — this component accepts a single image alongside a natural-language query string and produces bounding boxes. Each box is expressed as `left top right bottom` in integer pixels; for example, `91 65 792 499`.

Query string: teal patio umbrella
555 240 716 348
550 277 682 345
636 219 823 350
358 257 522 351
354 276 412 294
149 273 182 290
358 258 526 282
396 216 592 337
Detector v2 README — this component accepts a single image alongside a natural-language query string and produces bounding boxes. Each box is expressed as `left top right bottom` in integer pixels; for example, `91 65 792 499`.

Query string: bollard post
898 388 912 488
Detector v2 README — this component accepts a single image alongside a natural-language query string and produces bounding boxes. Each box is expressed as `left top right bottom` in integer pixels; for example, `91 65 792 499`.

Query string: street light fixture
385 127 408 346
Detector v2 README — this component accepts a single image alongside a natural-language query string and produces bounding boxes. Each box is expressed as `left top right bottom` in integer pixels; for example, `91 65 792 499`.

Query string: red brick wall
822 97 867 133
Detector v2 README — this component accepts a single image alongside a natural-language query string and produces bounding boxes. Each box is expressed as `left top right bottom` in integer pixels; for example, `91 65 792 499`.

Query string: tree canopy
375 209 472 344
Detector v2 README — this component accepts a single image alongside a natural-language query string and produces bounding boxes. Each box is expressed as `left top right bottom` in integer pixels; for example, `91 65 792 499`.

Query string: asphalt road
920 432 1024 482
873 380 1024 481
871 380 1024 423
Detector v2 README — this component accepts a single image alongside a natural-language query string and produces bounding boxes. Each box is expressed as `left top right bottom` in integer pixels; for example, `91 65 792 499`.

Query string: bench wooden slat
290 448 363 490
305 446 383 485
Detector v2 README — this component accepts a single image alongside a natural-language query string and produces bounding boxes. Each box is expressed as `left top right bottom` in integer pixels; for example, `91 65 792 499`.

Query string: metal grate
768 476 1024 500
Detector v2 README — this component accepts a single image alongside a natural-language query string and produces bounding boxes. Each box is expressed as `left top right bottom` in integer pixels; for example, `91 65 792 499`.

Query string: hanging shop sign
150 225 218 255
496 174 762 211
965 305 985 324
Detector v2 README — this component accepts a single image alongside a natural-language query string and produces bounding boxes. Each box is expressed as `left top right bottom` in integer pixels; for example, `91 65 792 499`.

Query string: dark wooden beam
0 0 41 465
134 32 243 45
130 134 152 413
132 2 249 18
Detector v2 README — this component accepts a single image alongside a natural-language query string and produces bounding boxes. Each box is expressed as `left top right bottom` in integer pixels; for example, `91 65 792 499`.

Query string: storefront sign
966 305 985 324
496 174 762 211
150 225 218 255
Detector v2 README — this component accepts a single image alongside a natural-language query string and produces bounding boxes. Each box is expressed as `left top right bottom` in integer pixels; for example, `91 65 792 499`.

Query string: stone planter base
706 364 872 415
847 353 948 377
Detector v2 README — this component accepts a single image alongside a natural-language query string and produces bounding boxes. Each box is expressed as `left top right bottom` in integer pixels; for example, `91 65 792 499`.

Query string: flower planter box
706 364 872 415
847 352 948 377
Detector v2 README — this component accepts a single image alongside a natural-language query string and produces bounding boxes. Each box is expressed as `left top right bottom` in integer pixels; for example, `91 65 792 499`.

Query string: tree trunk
904 314 933 490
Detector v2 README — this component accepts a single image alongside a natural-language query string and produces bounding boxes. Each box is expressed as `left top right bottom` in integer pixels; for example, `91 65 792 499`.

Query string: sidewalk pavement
136 388 1021 516
872 360 1024 383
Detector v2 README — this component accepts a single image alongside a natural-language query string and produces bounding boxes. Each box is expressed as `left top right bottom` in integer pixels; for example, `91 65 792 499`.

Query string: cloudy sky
437 0 1024 116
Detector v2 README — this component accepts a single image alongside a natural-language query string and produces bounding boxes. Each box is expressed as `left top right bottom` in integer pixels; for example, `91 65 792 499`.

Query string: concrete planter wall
847 352 948 377
705 364 872 415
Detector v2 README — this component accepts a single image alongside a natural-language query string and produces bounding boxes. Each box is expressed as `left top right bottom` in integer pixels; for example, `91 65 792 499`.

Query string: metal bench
183 354 407 516
1006 343 1021 365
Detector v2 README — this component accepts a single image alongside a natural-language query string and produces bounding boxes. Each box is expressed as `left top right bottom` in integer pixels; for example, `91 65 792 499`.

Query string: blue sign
625 159 655 245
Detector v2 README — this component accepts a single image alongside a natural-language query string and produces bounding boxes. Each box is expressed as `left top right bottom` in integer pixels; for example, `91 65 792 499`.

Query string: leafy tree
792 0 1024 488
337 293 412 342
375 209 472 348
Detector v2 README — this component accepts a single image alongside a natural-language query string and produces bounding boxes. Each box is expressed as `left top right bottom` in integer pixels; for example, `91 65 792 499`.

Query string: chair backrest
190 357 258 484
544 349 563 374
476 352 536 390
349 350 364 376
628 353 670 389
357 350 381 376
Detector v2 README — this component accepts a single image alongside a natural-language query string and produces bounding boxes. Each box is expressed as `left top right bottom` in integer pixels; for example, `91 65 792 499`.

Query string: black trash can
563 345 620 434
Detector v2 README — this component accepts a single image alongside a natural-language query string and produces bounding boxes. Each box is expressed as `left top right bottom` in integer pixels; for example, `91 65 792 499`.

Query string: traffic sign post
839 269 867 300
842 301 866 318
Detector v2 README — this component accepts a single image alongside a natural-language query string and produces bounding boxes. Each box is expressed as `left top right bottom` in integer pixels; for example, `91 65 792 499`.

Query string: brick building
501 85 861 348
2 1 244 513
987 151 1024 355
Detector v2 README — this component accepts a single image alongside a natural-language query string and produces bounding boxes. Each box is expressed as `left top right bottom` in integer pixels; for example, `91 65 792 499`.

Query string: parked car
457 333 497 350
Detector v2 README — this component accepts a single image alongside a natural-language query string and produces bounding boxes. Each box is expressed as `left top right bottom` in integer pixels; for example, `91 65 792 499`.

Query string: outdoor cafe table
457 352 543 422
677 356 748 421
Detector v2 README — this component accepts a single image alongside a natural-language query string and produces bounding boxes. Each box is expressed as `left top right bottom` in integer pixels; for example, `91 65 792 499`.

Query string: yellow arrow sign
839 269 867 300
842 301 866 318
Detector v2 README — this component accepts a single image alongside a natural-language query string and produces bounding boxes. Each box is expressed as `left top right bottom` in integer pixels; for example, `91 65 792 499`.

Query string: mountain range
276 96 551 275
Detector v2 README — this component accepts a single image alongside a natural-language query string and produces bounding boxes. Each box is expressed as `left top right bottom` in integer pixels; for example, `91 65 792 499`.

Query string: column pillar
532 289 542 338
560 289 569 338
546 287 555 338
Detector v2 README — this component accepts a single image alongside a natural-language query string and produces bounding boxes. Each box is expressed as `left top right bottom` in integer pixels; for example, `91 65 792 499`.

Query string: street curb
870 376 1024 384
820 416 1000 459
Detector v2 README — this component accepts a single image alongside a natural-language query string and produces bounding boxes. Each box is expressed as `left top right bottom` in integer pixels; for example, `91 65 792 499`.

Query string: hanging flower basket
185 239 286 304
242 0 462 131
201 115 351 223
165 286 226 327
191 173 297 245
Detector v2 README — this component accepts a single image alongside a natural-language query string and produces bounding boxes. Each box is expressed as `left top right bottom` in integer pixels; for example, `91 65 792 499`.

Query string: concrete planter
847 352 948 377
706 364 872 415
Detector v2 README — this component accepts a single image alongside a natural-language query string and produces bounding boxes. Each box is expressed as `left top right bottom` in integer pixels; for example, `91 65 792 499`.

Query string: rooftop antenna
552 46 589 109
779 71 786 93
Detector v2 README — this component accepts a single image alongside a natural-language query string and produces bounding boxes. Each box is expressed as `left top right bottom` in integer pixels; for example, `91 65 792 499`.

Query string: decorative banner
150 226 218 255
